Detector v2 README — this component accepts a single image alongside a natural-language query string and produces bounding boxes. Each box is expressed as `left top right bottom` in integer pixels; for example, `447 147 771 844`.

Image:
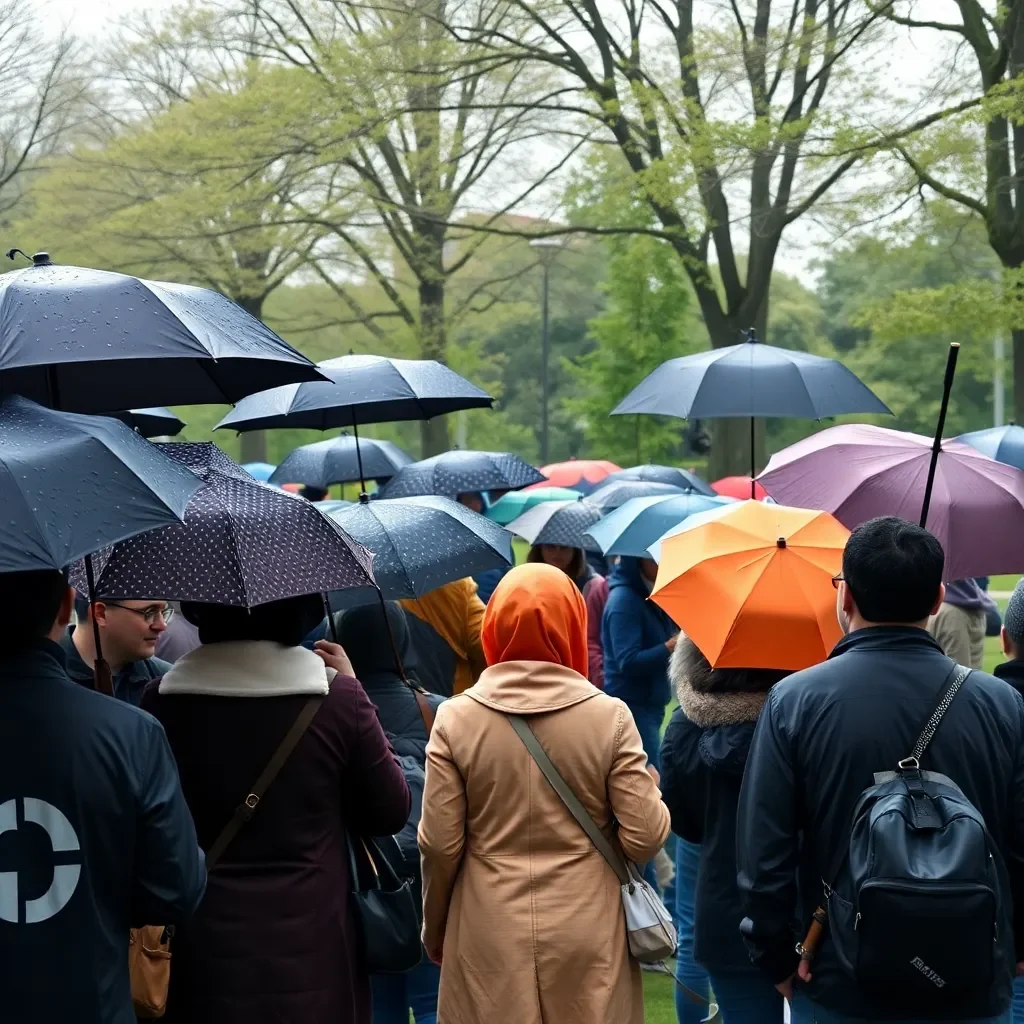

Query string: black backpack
825 663 1011 1003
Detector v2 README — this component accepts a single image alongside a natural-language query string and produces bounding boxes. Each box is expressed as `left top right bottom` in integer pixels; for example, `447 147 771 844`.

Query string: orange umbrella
651 500 849 671
712 475 767 500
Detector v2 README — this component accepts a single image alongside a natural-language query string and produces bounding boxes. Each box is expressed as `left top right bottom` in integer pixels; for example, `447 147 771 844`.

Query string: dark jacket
995 659 1024 700
61 625 170 705
141 663 411 1024
0 641 205 1024
660 647 772 972
737 627 1024 1020
600 557 674 710
336 602 444 873
473 565 511 605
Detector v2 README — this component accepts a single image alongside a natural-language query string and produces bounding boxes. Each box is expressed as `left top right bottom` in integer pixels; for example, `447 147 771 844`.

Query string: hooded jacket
660 642 775 972
736 627 1024 1020
0 640 205 1024
600 557 675 710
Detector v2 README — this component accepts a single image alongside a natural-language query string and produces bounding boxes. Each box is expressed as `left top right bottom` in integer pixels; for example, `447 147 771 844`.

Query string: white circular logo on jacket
0 798 82 924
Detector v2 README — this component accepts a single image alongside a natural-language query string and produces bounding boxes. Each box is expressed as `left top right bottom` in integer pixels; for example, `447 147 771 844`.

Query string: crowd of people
5 493 1024 1024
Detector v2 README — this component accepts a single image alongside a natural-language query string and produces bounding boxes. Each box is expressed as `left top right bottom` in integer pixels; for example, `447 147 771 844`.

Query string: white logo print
0 798 82 924
910 956 946 988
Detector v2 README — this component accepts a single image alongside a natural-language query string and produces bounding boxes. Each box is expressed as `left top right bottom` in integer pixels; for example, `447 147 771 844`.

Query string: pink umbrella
758 423 1024 580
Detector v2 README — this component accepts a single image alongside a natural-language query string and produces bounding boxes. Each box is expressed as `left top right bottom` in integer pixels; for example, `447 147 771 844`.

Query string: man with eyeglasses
62 595 173 705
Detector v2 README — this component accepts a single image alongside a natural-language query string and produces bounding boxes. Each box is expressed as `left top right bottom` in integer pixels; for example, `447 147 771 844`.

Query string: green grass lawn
643 971 680 1022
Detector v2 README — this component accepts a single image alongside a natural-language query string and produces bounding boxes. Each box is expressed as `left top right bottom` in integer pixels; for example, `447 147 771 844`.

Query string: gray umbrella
587 480 688 514
270 434 413 488
505 499 604 549
69 442 376 607
379 450 545 499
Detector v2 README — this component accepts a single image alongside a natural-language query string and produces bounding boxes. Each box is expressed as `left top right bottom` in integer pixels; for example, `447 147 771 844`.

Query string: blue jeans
790 992 1010 1024
630 704 665 772
370 959 441 1024
674 838 711 1024
708 969 783 1023
1014 976 1024 1022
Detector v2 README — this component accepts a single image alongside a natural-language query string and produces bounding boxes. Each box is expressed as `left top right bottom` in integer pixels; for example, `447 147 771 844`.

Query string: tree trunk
1014 326 1024 425
418 272 450 457
236 294 268 465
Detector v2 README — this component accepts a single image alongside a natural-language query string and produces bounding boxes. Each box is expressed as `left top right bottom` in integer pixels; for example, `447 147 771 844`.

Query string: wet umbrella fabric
485 486 582 525
759 423 1024 580
270 435 413 488
505 499 603 549
379 450 545 499
957 425 1024 472
327 495 513 603
537 459 621 494
603 465 714 495
587 480 688 514
0 260 327 413
0 395 202 572
114 408 185 438
242 462 276 482
583 492 734 559
69 442 376 606
215 354 493 433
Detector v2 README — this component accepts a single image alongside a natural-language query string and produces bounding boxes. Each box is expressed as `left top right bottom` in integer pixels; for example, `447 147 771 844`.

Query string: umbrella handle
920 344 960 529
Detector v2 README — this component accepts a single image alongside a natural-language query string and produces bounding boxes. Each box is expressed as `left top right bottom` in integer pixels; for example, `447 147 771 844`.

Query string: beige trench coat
418 660 671 1024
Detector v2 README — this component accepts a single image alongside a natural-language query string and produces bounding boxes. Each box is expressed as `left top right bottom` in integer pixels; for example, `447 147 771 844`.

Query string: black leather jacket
737 627 1024 1020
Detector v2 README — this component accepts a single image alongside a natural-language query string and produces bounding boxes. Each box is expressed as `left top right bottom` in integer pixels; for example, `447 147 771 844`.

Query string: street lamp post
529 237 568 464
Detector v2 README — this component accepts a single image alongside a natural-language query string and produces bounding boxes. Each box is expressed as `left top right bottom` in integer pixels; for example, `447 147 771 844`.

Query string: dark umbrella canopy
0 395 202 572
270 434 413 488
327 495 513 602
587 480 689 514
379 450 545 499
215 354 493 432
603 465 714 495
505 499 603 548
0 258 326 412
114 407 185 438
69 442 376 606
611 335 891 419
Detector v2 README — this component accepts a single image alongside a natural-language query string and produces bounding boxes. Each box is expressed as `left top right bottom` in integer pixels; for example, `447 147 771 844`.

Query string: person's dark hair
527 544 585 583
181 594 325 647
299 485 328 502
842 516 944 624
677 636 787 694
0 570 69 649
74 593 92 621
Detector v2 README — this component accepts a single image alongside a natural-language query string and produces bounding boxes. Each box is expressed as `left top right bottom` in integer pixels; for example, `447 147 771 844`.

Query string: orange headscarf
481 563 589 676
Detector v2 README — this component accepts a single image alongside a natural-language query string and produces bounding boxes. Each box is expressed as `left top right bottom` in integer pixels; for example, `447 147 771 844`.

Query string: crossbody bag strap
506 714 630 886
205 695 325 870
413 687 436 734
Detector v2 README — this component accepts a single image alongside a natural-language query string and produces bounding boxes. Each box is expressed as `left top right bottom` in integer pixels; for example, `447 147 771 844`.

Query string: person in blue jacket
600 555 677 770
0 568 206 1024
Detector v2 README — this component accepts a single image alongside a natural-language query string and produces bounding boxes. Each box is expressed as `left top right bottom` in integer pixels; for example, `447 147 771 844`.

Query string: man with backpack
737 517 1024 1023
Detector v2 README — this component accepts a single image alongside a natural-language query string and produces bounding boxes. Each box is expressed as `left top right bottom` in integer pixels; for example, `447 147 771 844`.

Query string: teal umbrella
486 486 582 525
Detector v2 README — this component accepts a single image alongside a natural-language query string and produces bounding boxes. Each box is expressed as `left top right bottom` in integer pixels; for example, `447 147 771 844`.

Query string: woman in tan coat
418 562 671 1024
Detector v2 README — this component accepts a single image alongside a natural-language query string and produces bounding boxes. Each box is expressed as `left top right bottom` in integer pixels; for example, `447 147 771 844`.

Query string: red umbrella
539 459 621 494
713 476 767 500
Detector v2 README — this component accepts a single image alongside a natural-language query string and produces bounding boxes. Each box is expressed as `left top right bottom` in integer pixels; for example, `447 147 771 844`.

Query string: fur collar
670 641 767 727
159 641 336 697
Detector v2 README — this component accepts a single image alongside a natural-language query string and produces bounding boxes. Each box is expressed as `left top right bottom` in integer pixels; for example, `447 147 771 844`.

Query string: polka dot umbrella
505 499 604 549
378 450 545 499
69 442 377 607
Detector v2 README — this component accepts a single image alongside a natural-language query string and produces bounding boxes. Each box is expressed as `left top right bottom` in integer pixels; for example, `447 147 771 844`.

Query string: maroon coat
140 673 411 1024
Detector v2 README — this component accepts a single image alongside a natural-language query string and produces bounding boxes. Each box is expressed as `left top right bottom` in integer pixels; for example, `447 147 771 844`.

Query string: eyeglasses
831 574 844 589
104 602 173 626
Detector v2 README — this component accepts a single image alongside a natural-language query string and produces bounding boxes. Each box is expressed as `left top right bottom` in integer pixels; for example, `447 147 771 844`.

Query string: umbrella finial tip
359 492 370 504
776 536 787 548
32 251 51 266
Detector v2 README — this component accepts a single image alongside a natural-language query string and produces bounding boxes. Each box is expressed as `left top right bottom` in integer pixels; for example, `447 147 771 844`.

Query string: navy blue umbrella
0 254 326 412
603 464 714 495
69 442 376 607
505 499 603 549
611 330 890 491
957 425 1024 471
215 354 493 433
379 450 545 499
114 408 185 438
587 480 688 514
326 495 513 603
270 434 413 488
0 395 202 572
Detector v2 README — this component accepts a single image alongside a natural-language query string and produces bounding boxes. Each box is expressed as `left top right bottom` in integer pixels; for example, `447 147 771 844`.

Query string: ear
840 580 856 618
55 587 75 629
1002 625 1014 659
92 600 109 627
928 583 946 617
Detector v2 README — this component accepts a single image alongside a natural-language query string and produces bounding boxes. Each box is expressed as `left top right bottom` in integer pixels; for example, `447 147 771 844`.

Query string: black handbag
347 832 423 973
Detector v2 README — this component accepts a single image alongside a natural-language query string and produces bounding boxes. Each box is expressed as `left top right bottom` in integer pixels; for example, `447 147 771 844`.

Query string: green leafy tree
566 235 696 466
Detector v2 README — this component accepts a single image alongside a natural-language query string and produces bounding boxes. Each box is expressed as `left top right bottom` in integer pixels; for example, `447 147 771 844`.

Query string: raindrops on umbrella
379 450 545 499
505 499 604 549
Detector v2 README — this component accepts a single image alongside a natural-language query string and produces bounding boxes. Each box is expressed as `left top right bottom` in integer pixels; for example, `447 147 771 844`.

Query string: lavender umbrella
759 423 1024 580
69 442 376 606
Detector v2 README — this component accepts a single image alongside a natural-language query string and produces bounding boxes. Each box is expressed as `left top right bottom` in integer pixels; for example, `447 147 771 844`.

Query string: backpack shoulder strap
205 695 324 870
506 714 630 886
